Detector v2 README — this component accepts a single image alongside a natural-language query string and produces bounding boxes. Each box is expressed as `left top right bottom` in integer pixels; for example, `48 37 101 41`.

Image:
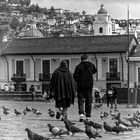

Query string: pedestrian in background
112 86 118 111
29 85 35 101
73 54 97 122
106 85 114 109
49 60 76 120
94 89 101 103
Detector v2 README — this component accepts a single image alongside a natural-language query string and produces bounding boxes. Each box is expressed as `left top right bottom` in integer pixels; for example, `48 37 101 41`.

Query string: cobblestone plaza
0 100 140 140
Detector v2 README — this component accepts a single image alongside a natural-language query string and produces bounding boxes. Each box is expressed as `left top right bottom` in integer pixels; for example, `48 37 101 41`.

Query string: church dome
97 4 108 14
19 29 44 38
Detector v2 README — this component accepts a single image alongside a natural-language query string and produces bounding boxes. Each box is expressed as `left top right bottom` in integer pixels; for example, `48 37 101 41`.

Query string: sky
31 0 140 19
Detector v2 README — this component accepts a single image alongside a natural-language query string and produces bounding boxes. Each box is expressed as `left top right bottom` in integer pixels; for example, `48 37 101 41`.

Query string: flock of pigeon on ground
2 103 140 140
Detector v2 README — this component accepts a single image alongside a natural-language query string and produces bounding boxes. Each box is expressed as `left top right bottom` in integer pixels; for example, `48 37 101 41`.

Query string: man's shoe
79 114 85 122
79 118 84 122
86 117 91 121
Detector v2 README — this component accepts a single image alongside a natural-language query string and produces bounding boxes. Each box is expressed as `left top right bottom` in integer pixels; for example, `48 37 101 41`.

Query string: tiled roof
1 35 137 55
0 41 11 55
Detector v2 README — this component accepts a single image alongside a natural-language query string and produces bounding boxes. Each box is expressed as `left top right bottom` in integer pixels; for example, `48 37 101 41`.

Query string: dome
97 4 108 14
19 29 44 38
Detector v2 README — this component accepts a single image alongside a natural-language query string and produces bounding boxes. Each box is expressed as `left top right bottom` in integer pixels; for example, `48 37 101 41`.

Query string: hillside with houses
0 0 140 42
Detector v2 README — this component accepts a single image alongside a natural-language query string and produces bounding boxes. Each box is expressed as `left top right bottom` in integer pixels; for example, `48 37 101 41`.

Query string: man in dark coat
73 54 97 121
49 60 76 120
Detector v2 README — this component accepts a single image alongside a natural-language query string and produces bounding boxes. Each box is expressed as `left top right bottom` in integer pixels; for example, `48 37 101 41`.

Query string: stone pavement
0 99 140 140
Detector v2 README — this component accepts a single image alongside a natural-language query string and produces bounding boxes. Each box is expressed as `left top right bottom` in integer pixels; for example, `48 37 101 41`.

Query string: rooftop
1 35 137 55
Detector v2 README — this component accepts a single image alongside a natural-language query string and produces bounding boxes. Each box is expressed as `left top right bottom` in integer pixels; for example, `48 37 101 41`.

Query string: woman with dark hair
49 60 76 120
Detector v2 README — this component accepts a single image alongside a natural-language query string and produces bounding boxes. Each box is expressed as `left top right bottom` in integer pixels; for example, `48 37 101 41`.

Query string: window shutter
12 59 15 75
35 59 41 79
25 59 30 78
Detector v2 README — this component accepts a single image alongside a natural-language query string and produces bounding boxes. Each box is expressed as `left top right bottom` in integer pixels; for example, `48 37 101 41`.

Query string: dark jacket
113 87 118 99
29 86 35 93
49 66 76 104
73 61 97 91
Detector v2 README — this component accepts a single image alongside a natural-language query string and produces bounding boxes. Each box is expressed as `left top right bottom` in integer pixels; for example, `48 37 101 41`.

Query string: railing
11 73 26 82
106 72 120 81
39 73 50 81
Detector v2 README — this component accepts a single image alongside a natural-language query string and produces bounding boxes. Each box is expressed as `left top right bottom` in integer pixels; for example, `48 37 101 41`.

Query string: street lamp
125 4 130 108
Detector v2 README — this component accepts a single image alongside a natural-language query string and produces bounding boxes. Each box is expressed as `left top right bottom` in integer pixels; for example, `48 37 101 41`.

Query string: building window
16 60 24 75
138 67 140 84
42 60 50 74
109 58 118 73
99 27 103 33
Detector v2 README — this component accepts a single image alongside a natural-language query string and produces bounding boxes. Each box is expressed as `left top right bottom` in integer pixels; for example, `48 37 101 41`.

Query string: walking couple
49 54 97 121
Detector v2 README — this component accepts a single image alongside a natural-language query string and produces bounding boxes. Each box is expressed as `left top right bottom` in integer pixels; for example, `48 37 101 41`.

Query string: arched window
99 27 103 33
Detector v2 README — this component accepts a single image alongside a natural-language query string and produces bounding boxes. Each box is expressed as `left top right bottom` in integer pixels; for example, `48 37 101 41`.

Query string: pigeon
84 120 103 131
136 110 140 116
110 110 121 120
128 118 140 127
35 110 42 115
63 118 75 125
112 125 133 134
85 124 102 139
125 114 132 120
100 112 104 120
47 124 69 138
93 103 103 109
115 122 133 131
56 111 62 119
26 107 32 112
32 108 38 113
23 109 27 115
48 108 55 117
25 128 51 140
3 106 10 111
112 112 121 120
118 119 132 127
103 122 113 133
64 121 85 136
3 109 9 115
133 114 140 123
14 109 21 115
103 111 109 118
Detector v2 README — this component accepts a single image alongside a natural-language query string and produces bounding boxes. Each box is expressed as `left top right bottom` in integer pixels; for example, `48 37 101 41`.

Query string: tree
49 6 56 18
27 4 36 14
10 17 19 30
19 0 31 7
0 3 12 13
24 0 31 7
35 4 41 13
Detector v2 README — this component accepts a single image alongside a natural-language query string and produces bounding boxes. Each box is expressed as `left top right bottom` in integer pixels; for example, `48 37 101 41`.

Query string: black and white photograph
0 0 140 139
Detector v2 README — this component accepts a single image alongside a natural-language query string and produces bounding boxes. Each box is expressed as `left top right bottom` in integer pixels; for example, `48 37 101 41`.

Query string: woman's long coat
49 66 76 104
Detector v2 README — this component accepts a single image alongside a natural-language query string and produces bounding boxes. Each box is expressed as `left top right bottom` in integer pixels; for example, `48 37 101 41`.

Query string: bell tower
94 4 112 36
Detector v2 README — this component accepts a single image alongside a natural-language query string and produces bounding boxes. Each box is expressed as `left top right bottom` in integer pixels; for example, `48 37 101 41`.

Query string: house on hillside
0 34 138 92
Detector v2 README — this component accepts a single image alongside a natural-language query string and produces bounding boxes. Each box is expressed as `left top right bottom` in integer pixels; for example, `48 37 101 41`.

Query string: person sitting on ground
29 85 35 101
4 84 9 92
9 83 15 91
